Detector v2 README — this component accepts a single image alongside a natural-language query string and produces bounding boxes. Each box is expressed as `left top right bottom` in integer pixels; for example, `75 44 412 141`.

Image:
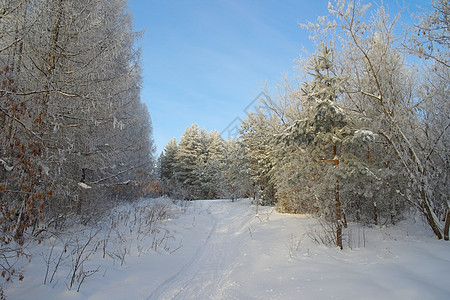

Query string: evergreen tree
197 131 225 199
240 110 278 207
222 139 251 201
159 138 178 181
282 42 376 249
174 124 203 199
314 0 450 239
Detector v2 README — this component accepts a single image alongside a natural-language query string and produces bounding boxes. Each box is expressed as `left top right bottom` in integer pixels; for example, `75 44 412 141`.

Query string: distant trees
158 124 251 200
239 110 278 206
1 0 155 281
159 138 178 182
195 130 226 199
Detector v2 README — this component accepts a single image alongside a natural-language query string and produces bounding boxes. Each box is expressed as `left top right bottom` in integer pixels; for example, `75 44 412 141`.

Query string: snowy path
146 199 450 300
148 200 255 300
6 198 450 300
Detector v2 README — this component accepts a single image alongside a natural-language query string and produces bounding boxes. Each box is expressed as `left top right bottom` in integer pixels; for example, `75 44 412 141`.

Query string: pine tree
240 110 278 207
315 0 450 239
175 124 203 199
160 138 178 181
222 139 249 201
282 41 376 249
199 131 225 199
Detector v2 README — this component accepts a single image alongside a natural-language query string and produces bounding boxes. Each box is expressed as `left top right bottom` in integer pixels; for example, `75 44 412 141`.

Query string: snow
5 198 450 299
77 182 92 189
0 158 14 171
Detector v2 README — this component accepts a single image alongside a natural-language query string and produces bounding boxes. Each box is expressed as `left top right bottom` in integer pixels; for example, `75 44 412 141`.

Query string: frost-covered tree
195 131 225 199
407 0 449 68
239 110 278 207
175 124 203 199
0 0 155 209
222 139 252 201
0 0 156 282
408 0 449 238
305 0 449 239
281 41 386 249
281 42 350 249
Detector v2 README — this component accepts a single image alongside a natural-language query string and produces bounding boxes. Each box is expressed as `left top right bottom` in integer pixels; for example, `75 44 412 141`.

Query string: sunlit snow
6 198 450 299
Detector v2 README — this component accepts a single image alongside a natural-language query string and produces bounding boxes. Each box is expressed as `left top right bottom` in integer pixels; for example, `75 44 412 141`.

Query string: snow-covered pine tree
160 126 232 200
282 41 378 249
222 138 251 201
271 141 315 214
199 131 226 199
192 128 211 199
175 124 203 199
239 110 278 207
297 41 345 249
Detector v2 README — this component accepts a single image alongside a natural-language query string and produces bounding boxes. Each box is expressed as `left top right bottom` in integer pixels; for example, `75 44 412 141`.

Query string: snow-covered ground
5 198 450 299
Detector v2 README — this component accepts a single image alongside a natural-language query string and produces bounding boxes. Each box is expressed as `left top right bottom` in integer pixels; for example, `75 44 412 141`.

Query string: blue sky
127 0 427 154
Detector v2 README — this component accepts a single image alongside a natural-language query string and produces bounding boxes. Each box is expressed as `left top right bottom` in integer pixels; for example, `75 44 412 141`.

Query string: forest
0 0 156 287
0 0 448 297
158 0 449 249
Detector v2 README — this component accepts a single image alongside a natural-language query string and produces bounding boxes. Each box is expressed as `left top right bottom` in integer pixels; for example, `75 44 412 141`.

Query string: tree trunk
443 210 450 241
342 209 347 229
420 186 443 239
373 201 378 225
231 177 235 202
424 205 443 240
421 187 443 239
333 144 343 249
335 179 342 249
47 0 64 79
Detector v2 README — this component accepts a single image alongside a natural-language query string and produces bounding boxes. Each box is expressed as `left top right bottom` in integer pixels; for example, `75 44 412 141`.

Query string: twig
0 108 43 140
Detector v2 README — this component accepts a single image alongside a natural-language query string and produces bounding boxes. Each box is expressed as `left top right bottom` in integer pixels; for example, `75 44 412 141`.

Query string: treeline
159 0 449 247
0 0 155 281
158 125 248 200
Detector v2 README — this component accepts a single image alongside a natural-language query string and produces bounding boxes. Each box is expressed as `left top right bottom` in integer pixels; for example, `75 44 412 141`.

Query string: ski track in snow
147 200 254 300
6 198 450 300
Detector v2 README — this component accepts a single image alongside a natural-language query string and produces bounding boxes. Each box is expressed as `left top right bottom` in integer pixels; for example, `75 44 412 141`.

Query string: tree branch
88 161 152 185
0 108 43 141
